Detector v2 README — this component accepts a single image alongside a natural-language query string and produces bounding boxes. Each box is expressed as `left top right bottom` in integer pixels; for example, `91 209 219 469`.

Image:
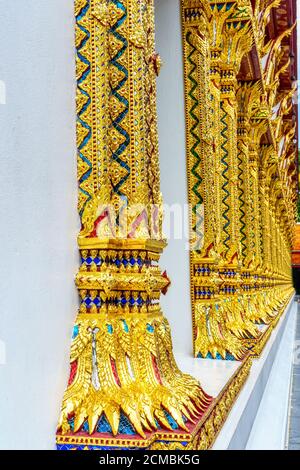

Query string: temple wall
0 0 78 449
156 0 193 355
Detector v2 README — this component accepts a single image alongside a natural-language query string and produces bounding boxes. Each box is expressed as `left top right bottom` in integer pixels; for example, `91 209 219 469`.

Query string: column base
242 290 294 358
56 355 252 450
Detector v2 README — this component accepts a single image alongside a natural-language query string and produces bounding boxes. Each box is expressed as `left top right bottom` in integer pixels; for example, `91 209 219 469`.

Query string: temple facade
55 0 298 451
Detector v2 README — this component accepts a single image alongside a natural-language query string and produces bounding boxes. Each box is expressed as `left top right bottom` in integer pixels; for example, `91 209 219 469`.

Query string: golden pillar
181 0 255 360
206 5 259 353
236 83 271 325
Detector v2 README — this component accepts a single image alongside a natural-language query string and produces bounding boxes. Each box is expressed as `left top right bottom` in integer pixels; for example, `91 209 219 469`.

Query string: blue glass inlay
226 353 235 361
97 414 112 434
164 411 179 430
147 324 154 333
107 324 113 334
118 414 136 435
82 420 89 433
72 325 79 339
122 320 129 332
68 416 74 431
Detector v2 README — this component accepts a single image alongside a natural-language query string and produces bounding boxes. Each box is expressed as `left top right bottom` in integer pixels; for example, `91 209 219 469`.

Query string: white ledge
175 297 296 450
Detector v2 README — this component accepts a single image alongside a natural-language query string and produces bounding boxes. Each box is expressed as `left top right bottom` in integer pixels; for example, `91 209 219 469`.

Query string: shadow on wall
293 268 300 295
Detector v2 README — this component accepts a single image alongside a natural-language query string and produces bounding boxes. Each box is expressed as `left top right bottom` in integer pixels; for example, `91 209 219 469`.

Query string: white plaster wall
0 0 191 449
155 0 193 356
0 0 78 449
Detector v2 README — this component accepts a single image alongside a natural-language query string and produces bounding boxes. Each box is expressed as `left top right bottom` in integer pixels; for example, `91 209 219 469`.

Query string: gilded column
259 146 277 318
182 0 251 360
56 0 212 450
181 0 267 360
236 83 271 324
209 1 260 345
246 117 271 323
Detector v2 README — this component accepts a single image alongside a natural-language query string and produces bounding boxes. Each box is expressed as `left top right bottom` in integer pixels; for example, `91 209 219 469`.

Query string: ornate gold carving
182 0 296 359
57 0 213 449
57 355 252 450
